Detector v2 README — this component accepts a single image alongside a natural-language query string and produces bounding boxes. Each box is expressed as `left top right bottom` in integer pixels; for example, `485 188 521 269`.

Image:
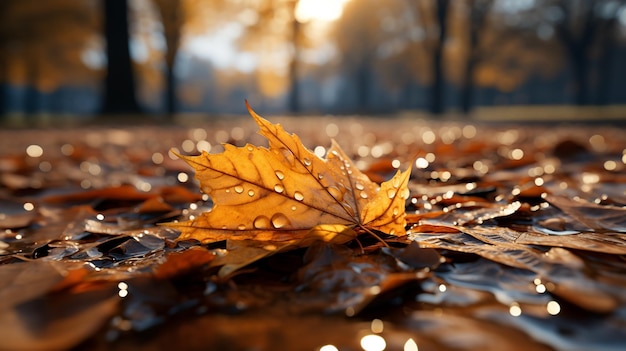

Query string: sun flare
295 0 351 23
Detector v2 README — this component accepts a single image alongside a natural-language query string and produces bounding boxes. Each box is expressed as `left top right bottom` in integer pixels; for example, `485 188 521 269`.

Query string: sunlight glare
295 0 350 23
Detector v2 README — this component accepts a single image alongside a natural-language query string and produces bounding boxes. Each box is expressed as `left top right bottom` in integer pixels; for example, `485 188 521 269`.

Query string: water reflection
370 319 384 333
546 300 560 315
118 282 129 298
403 338 418 351
509 303 522 317
360 334 386 351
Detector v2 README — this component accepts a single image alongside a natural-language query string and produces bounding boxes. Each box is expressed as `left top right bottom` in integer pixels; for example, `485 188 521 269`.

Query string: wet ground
1 116 625 351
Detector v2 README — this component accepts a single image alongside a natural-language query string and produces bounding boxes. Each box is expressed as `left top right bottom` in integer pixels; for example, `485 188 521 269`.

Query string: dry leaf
166 104 411 273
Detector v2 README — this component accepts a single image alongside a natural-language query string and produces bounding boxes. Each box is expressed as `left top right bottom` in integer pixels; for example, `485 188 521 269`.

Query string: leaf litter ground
1 112 625 351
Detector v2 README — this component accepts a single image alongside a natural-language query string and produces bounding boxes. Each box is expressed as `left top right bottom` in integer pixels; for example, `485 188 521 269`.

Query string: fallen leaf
153 246 216 279
166 104 411 273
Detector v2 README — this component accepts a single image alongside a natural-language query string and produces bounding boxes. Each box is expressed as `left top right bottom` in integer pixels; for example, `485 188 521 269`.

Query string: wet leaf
546 195 626 232
382 241 443 269
166 104 411 273
153 246 216 280
0 286 118 351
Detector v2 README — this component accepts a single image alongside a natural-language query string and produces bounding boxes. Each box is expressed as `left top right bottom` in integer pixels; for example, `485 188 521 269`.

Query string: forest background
1 0 626 122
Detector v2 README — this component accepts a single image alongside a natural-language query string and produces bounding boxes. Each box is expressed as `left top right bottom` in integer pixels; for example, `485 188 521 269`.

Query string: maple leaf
166 103 411 274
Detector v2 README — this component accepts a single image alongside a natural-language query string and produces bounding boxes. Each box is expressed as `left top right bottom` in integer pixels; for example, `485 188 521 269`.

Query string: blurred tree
549 0 624 105
236 0 306 112
489 0 625 106
403 0 450 115
332 0 391 112
102 0 141 114
0 0 99 117
459 0 494 113
153 0 184 117
454 1 564 107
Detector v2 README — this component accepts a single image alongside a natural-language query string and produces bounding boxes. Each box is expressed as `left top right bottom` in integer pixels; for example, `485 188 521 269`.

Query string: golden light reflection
589 134 606 152
360 334 386 351
152 152 164 164
582 172 600 184
319 345 339 351
547 300 561 315
535 283 546 294
603 160 617 171
169 148 180 160
462 125 477 139
178 172 189 183
510 148 524 160
26 144 44 158
404 338 419 351
326 123 339 137
118 281 129 298
182 139 195 153
190 128 207 141
314 146 326 158
197 140 211 153
509 303 522 317
421 130 436 145
415 158 429 169
543 163 556 174
370 319 384 333
61 144 75 156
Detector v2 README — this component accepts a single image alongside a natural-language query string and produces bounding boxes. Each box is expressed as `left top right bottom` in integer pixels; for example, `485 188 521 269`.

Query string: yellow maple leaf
166 104 411 275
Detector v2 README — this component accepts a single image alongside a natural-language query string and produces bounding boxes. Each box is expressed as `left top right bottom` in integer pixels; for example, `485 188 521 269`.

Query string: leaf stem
358 225 390 248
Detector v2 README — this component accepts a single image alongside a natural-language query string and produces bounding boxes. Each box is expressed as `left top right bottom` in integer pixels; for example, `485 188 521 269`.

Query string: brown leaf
166 104 411 245
153 246 216 279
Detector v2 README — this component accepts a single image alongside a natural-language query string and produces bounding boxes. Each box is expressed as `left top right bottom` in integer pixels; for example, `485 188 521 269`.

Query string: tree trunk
164 64 176 115
287 8 300 113
596 19 617 106
356 61 371 112
0 83 6 119
430 0 449 115
460 56 476 114
101 0 140 114
571 49 588 106
155 0 182 119
460 0 492 114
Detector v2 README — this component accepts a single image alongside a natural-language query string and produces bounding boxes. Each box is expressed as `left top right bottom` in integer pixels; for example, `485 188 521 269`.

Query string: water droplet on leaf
294 191 304 201
234 186 244 194
274 184 284 193
271 213 290 228
253 216 271 229
248 189 255 197
400 188 410 199
275 170 285 180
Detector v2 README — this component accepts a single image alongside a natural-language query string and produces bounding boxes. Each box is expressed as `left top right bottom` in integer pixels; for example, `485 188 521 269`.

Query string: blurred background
1 0 626 124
